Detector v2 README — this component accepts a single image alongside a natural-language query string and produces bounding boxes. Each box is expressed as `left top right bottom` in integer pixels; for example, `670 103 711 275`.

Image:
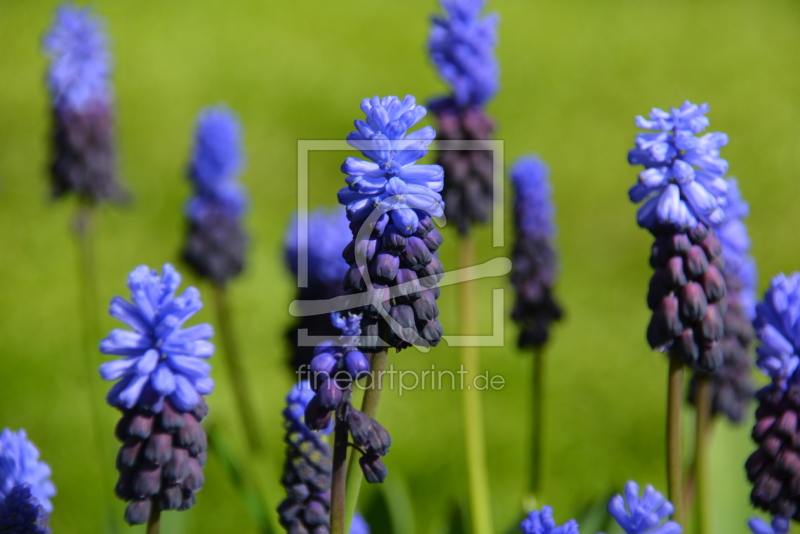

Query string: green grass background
1 0 800 532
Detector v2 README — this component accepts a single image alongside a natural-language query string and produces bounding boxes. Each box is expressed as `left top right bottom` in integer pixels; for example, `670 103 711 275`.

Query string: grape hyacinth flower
350 513 370 534
519 506 579 534
749 516 790 534
183 106 248 285
99 264 213 525
428 0 499 233
284 208 351 373
509 155 563 349
0 484 52 534
43 4 127 203
746 273 800 520
688 179 756 422
338 95 445 352
605 481 681 534
304 313 391 484
0 429 55 516
278 380 334 533
629 101 730 372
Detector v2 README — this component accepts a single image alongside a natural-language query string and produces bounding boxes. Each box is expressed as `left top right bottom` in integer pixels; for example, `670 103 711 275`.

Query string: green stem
331 413 351 534
212 284 264 455
458 235 493 534
344 351 388 532
531 347 544 499
694 375 713 534
146 500 161 534
667 352 685 527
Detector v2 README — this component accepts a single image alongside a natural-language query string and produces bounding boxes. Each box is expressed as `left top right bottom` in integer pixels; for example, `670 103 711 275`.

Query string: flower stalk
666 352 684 528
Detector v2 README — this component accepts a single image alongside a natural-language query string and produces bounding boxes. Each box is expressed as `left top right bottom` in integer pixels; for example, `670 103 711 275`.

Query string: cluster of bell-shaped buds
629 102 730 372
688 179 757 422
746 273 800 520
428 0 499 233
749 516 790 534
284 208 351 374
99 264 214 524
42 5 127 204
304 314 391 484
183 107 248 285
0 429 55 534
520 506 579 534
509 155 563 349
338 95 445 353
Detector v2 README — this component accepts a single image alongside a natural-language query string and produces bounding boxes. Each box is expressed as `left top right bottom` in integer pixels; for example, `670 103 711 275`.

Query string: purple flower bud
345 351 370 379
359 454 389 484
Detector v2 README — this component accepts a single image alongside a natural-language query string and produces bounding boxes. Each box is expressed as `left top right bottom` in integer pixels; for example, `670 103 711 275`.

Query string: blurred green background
2 0 800 532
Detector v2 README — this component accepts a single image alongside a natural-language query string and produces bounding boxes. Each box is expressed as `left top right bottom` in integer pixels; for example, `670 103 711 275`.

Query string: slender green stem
212 284 264 455
458 235 493 534
694 375 713 534
146 500 161 534
667 352 685 527
531 347 544 498
331 413 351 534
344 351 388 532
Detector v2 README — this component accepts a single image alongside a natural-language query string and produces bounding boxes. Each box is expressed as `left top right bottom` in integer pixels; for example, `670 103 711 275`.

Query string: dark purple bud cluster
113 399 209 525
183 210 247 285
646 223 728 371
431 101 494 235
746 384 800 519
688 297 755 423
50 103 127 204
343 215 444 353
511 238 562 349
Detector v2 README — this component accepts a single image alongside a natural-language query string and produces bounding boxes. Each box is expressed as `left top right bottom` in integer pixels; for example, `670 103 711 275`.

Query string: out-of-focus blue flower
606 481 681 534
338 95 444 236
0 430 55 514
520 505 579 534
428 0 499 108
717 179 757 318
285 380 333 437
284 207 351 288
43 4 110 112
187 106 247 222
749 516 790 534
99 264 215 413
753 273 800 386
628 102 729 232
0 484 51 534
511 155 555 242
351 512 371 534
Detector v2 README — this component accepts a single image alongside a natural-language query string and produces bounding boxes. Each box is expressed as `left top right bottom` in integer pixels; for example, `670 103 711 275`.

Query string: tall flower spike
510 155 563 348
520 505 579 534
746 273 800 519
284 208 351 373
338 95 445 352
688 179 756 422
43 4 127 203
428 0 499 234
0 484 52 534
749 516 790 534
606 481 681 534
305 314 392 483
100 264 213 524
183 106 249 285
629 102 730 372
0 429 55 515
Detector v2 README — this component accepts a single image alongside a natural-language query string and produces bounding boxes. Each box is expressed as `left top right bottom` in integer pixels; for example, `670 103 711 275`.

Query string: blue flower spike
520 505 579 534
0 429 56 515
607 481 681 534
628 102 729 233
749 516 790 534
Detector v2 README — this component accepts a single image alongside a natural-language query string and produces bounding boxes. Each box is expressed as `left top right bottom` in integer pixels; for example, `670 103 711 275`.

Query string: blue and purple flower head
753 273 800 387
717 179 757 318
284 207 351 289
43 4 111 112
749 516 790 534
99 264 214 413
511 155 555 241
606 482 681 534
338 96 445 236
0 429 55 515
628 102 729 233
187 106 247 222
520 506 578 534
429 0 499 108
